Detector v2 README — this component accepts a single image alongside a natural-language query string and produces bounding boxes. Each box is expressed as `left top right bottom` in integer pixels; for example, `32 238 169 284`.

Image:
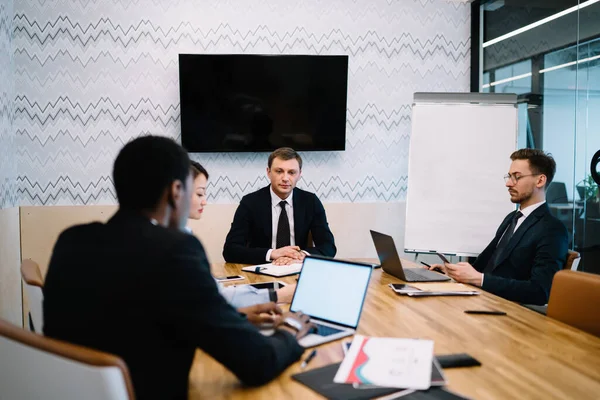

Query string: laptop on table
288 255 373 348
370 230 450 282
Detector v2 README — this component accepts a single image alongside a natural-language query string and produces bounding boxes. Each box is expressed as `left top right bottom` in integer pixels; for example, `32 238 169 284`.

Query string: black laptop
370 230 450 282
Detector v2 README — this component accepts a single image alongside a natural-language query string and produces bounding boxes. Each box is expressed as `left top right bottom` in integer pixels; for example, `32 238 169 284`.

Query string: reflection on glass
480 2 600 273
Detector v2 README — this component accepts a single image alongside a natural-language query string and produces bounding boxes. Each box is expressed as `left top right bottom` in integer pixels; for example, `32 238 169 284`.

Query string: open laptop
370 230 450 282
289 255 373 348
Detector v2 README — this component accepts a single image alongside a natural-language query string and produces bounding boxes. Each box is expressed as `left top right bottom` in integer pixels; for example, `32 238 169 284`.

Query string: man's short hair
113 135 190 210
267 147 303 170
190 161 209 180
510 148 556 187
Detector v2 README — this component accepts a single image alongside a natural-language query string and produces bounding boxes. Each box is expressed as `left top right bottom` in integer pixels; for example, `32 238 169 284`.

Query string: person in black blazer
223 147 336 265
428 149 568 305
43 136 314 400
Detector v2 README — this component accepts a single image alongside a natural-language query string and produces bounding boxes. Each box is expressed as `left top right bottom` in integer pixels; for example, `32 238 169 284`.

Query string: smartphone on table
215 275 245 282
389 283 423 294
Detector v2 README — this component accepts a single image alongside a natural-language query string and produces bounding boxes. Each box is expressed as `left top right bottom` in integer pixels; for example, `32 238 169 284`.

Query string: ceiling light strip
482 0 600 48
482 72 532 88
539 54 600 74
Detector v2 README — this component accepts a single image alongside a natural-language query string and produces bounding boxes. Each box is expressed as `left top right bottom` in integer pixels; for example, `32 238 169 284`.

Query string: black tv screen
178 54 348 152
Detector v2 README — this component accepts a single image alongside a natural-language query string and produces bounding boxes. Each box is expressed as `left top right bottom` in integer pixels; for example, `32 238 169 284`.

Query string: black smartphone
464 310 507 315
214 275 245 282
436 353 482 368
436 252 451 264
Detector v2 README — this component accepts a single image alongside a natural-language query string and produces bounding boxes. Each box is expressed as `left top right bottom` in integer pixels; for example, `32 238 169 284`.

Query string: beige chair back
0 318 135 399
547 270 600 337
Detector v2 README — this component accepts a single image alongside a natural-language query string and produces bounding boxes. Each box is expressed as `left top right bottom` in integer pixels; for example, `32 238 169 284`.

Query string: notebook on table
242 262 303 277
292 359 453 400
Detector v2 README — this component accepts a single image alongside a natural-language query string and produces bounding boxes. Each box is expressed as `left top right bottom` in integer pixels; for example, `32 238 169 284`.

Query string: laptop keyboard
404 268 444 282
314 323 343 336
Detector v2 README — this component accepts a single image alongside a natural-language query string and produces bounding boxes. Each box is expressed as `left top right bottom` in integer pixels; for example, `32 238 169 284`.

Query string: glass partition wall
476 0 600 274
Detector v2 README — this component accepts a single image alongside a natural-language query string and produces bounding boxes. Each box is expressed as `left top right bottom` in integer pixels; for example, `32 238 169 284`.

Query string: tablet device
249 281 286 290
389 283 422 294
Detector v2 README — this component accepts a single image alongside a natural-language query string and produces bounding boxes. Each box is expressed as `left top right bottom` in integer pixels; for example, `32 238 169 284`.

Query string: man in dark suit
43 136 314 399
223 147 336 265
429 149 568 305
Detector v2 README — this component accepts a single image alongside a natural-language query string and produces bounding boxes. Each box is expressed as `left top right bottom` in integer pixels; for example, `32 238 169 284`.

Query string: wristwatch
282 316 302 332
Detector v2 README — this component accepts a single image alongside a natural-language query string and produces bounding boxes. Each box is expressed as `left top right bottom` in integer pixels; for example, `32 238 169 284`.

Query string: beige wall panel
0 207 22 325
19 202 411 274
323 202 408 261
20 205 117 328
188 202 409 264
187 204 238 264
17 202 414 325
20 205 118 278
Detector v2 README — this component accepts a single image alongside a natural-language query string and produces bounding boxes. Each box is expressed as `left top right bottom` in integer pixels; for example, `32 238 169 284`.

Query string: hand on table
271 246 304 261
273 255 304 266
238 302 283 326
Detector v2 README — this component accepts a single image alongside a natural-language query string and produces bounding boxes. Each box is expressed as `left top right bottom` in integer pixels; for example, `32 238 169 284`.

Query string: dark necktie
484 211 523 273
276 201 291 249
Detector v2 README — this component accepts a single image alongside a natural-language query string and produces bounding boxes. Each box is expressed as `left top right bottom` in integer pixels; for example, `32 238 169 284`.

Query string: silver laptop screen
290 257 372 328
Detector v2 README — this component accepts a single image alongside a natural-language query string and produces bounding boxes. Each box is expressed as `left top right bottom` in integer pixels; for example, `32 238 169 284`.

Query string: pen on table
420 261 431 269
301 349 317 369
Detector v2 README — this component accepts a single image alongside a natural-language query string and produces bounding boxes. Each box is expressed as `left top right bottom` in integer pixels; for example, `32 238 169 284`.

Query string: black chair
547 182 568 204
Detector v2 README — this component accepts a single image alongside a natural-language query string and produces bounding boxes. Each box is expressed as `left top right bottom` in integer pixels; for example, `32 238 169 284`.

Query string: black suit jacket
223 186 336 264
473 203 568 305
43 210 303 400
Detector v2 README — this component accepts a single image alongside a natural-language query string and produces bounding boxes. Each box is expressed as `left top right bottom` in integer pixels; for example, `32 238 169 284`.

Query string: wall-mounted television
178 54 348 152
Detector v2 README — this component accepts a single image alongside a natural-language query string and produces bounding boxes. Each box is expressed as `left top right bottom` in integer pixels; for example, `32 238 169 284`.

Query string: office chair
547 270 600 337
0 318 135 400
21 259 44 333
547 182 569 204
521 250 582 315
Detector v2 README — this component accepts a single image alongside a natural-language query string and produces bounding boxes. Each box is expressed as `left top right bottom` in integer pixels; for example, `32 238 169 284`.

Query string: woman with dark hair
187 160 295 308
189 161 209 221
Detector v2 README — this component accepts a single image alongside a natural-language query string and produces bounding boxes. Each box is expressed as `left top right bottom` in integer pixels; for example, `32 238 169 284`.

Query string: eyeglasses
503 173 541 184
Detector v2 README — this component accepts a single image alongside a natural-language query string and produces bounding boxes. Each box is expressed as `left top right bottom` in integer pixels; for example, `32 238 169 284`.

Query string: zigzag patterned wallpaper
13 0 470 205
0 0 15 209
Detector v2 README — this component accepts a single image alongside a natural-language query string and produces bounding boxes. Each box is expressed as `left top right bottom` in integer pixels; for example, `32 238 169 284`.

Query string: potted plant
577 175 600 218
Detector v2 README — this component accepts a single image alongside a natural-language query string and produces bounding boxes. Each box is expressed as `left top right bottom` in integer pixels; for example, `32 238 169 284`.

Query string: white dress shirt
513 200 546 232
265 186 296 261
481 200 546 286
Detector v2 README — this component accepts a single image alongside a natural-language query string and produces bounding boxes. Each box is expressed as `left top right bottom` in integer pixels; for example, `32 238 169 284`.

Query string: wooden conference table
188 259 600 399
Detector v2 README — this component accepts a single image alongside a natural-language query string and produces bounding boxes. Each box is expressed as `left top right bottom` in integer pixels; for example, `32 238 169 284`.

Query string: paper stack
334 335 434 390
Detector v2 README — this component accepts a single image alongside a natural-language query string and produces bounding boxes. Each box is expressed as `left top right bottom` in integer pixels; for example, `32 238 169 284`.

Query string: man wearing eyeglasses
427 149 568 305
